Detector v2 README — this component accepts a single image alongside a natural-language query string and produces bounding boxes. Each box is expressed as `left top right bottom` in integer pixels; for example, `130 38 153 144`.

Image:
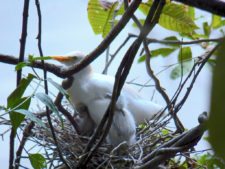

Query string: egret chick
52 51 163 146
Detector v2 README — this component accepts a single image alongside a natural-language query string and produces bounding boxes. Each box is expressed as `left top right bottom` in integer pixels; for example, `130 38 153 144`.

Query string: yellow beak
51 56 75 62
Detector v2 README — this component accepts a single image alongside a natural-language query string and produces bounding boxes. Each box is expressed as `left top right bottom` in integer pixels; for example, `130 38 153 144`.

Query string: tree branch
173 0 225 17
17 0 30 86
9 1 30 169
15 122 34 169
136 112 207 169
35 0 70 168
174 43 221 113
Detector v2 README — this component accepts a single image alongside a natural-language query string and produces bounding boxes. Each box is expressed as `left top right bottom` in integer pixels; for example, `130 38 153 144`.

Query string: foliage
195 152 224 168
139 1 198 33
208 39 225 161
87 0 124 37
29 153 47 169
7 74 34 133
87 0 224 80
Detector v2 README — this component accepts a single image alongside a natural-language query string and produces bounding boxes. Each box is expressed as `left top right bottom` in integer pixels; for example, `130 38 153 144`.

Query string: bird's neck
73 65 92 82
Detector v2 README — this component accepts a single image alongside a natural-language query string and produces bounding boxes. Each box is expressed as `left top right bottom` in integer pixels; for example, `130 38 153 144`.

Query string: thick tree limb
173 0 225 17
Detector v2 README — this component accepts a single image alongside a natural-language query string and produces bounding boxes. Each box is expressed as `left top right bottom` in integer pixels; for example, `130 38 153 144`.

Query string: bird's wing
127 99 163 124
89 73 163 125
90 73 140 98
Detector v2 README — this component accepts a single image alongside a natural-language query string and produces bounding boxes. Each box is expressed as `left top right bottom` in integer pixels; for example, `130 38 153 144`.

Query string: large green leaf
29 153 46 169
9 97 31 132
7 74 34 133
7 74 34 108
211 14 222 29
88 0 124 37
208 40 225 161
178 46 192 62
139 1 198 34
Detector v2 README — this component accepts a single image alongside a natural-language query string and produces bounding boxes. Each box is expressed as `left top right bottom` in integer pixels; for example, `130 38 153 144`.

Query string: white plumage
52 51 163 146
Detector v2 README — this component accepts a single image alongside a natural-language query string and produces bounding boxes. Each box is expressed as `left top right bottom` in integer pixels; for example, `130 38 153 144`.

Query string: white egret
52 51 163 146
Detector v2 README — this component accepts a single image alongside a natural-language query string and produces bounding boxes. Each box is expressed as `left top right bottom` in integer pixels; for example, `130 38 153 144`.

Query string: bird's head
51 51 85 66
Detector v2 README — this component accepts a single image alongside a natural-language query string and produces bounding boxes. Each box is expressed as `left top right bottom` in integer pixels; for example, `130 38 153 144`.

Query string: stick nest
31 112 168 169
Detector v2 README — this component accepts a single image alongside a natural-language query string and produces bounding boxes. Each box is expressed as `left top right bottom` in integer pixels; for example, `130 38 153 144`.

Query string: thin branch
103 8 117 75
17 0 30 86
174 44 221 113
129 33 223 45
35 0 70 168
144 41 184 132
15 122 34 169
10 1 30 169
102 35 132 74
136 112 207 169
127 0 183 132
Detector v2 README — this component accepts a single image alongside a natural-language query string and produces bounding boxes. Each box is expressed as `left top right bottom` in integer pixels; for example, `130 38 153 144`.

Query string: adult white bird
52 51 163 145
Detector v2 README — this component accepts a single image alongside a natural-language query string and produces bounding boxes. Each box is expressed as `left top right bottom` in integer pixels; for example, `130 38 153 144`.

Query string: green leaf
32 56 52 61
163 36 179 41
138 48 176 63
87 0 124 37
196 153 224 168
139 1 153 15
161 129 169 135
178 47 192 62
138 55 146 63
15 109 46 128
170 61 193 79
207 58 216 68
15 62 29 71
36 93 63 127
28 54 52 62
9 97 31 132
163 36 180 47
208 40 225 161
7 74 35 109
211 14 222 29
203 22 211 37
47 78 69 99
159 3 198 33
7 74 34 133
139 2 198 33
28 54 34 62
151 48 177 57
186 6 195 20
29 153 46 169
